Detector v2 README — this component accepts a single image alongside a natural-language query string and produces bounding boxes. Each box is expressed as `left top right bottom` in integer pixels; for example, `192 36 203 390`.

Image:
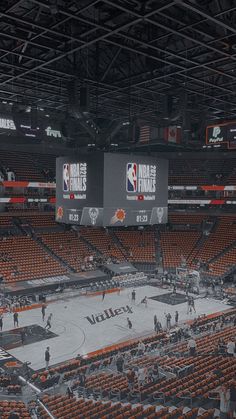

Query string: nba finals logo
63 162 87 193
126 163 137 192
126 162 156 193
63 164 70 192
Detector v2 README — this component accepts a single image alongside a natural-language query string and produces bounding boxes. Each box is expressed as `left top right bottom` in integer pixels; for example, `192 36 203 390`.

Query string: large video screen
206 122 236 149
103 153 168 226
56 153 168 226
56 154 104 226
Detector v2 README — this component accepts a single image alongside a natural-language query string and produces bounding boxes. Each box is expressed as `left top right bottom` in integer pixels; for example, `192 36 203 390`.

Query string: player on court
172 282 177 295
140 296 148 308
165 313 172 329
127 317 132 329
131 289 136 304
187 297 192 314
13 312 19 327
0 313 3 331
45 313 53 330
41 303 47 321
175 311 179 325
154 314 157 331
191 297 196 313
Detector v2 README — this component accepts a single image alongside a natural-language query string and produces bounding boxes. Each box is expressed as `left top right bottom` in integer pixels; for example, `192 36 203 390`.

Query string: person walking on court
20 328 26 346
102 290 106 300
45 313 52 330
131 289 136 304
154 314 157 331
187 297 192 314
175 311 179 325
140 296 148 308
127 317 132 329
13 312 19 327
191 297 196 313
165 313 171 329
41 303 47 321
172 282 177 295
45 347 50 369
0 314 3 331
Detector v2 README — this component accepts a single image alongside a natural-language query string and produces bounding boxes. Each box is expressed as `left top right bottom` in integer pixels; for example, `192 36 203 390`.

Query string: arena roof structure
0 0 236 148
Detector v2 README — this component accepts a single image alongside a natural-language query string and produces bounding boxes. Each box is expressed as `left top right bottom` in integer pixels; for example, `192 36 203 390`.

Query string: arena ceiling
0 0 236 148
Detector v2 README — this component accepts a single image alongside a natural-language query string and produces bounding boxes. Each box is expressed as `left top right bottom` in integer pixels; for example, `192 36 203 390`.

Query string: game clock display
68 211 80 223
136 214 148 223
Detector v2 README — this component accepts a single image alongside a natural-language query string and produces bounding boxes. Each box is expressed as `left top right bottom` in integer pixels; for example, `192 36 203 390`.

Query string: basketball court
0 285 231 371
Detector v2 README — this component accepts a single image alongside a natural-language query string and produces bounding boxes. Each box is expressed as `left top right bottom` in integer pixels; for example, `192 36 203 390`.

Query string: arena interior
0 1 235 418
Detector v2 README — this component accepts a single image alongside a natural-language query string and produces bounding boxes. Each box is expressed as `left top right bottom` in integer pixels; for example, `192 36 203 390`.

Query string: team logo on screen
110 209 126 225
63 163 87 192
208 126 224 143
213 126 221 138
63 164 70 191
126 163 156 193
156 207 164 223
56 206 64 220
88 208 99 225
127 163 137 192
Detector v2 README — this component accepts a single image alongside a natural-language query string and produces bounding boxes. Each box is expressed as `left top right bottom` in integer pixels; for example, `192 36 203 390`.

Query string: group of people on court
0 302 52 331
154 314 163 332
154 310 179 331
0 311 19 331
130 289 197 331
0 302 53 370
131 289 148 307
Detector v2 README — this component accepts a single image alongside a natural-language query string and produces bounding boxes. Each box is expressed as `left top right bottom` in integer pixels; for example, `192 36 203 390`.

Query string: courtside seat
34 328 236 416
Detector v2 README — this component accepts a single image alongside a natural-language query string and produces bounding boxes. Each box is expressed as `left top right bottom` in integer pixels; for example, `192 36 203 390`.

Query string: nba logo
126 163 137 192
63 163 70 192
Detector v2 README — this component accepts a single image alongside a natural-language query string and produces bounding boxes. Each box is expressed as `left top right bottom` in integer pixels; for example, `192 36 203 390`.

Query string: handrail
38 400 56 419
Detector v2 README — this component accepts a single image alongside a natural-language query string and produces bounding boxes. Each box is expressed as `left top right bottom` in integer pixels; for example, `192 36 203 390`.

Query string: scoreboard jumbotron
56 153 168 227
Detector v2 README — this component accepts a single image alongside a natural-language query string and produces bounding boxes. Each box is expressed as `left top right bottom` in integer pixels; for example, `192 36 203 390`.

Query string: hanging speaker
163 95 173 117
80 87 89 111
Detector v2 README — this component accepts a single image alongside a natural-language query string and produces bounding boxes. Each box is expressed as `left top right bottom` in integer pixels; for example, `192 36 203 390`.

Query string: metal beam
0 2 176 88
101 48 121 81
100 1 236 81
0 0 100 72
178 0 236 36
